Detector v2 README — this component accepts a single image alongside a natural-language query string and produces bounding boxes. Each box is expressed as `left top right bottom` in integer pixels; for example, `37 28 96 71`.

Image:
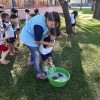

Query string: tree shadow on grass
13 38 95 100
0 40 97 100
63 37 95 100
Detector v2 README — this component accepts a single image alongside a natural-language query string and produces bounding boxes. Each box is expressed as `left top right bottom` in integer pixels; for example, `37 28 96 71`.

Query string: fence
0 0 60 9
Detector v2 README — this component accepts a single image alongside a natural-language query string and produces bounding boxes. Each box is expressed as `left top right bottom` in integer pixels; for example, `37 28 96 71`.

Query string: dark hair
11 8 18 14
44 12 49 18
34 8 39 15
1 13 9 22
10 14 17 19
0 5 4 13
0 5 4 9
46 12 60 27
25 9 30 13
72 11 78 19
30 13 35 17
50 28 60 36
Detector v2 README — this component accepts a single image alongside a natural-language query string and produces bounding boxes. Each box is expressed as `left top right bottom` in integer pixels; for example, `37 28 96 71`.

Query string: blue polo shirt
20 15 48 47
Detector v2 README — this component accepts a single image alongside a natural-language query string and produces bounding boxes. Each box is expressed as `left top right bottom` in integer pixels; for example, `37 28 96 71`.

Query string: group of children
0 7 20 64
0 7 41 64
0 7 41 65
25 8 39 23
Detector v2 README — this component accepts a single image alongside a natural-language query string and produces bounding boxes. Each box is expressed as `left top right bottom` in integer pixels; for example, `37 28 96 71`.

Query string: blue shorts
72 23 76 27
6 37 15 43
41 52 52 61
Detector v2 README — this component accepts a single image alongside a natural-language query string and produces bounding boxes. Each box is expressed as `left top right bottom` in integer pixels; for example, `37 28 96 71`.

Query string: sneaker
49 62 55 68
27 62 34 68
36 73 47 80
43 66 49 72
10 53 16 56
29 62 34 66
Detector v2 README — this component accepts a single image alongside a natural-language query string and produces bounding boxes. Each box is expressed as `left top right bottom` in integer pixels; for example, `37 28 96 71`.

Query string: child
34 8 39 15
11 8 20 47
70 11 78 33
0 27 10 64
25 9 30 23
10 14 20 47
0 5 4 29
40 28 66 73
11 8 18 16
1 13 16 56
30 13 35 19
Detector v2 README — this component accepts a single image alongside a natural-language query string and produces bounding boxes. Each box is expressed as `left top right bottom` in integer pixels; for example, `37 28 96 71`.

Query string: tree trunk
80 0 83 10
93 0 100 20
1 0 4 5
91 0 95 11
55 0 57 6
59 0 72 34
12 0 15 8
47 0 48 6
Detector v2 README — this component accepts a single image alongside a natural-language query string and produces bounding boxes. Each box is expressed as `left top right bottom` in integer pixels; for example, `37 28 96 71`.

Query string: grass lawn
0 9 100 100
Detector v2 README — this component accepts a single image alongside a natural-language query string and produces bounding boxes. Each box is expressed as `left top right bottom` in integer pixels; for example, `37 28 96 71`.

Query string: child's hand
6 24 12 30
8 24 12 27
65 33 68 37
58 32 68 38
0 36 10 41
61 32 68 37
49 42 55 47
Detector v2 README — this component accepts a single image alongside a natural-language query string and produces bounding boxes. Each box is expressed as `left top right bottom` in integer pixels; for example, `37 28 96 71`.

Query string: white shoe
43 66 48 72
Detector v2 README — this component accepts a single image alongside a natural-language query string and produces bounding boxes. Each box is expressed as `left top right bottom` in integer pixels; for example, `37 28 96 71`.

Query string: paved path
5 6 63 19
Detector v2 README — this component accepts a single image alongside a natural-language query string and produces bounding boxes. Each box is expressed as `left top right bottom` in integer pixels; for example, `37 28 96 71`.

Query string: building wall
0 0 94 8
70 0 94 3
0 0 60 8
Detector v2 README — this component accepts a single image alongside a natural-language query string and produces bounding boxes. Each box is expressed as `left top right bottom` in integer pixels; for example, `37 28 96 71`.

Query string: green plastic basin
47 67 70 87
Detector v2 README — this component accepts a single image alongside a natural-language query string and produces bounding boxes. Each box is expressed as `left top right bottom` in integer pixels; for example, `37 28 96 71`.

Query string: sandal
13 51 18 54
0 60 9 65
10 53 16 56
6 60 10 63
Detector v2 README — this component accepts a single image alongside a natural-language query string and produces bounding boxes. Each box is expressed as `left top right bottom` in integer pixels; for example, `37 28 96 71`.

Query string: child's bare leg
16 31 20 46
44 59 49 66
48 57 55 68
11 43 15 52
11 43 18 54
48 57 53 64
0 49 10 64
43 60 49 72
8 43 15 56
72 26 76 33
1 51 4 58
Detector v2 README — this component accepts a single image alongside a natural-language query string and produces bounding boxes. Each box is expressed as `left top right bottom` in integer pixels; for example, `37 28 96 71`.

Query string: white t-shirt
0 31 4 45
70 14 75 24
4 21 14 37
40 36 55 55
0 18 3 29
26 13 30 23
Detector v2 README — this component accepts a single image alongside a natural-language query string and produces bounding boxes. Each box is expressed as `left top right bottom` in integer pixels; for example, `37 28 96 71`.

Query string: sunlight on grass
10 46 30 84
80 43 100 72
19 96 27 100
